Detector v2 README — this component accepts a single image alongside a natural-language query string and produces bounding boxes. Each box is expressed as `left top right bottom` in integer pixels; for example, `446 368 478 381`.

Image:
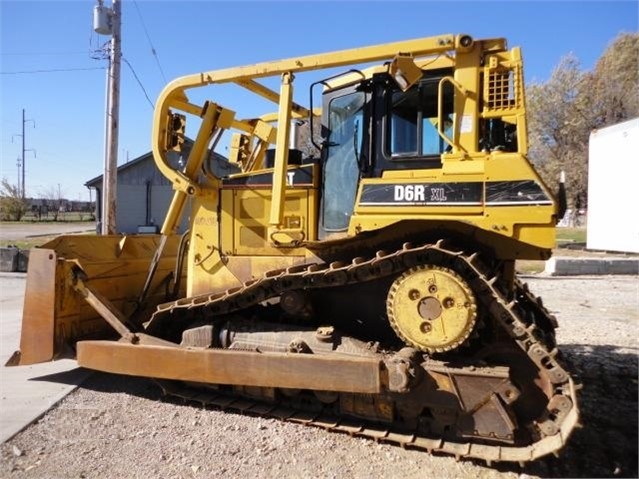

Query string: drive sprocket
386 265 477 352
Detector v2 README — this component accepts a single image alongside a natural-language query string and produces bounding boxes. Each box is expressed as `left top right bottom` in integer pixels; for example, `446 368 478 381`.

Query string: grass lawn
0 235 61 249
556 227 587 244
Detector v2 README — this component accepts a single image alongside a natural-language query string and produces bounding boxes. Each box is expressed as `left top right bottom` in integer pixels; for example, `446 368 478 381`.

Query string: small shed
86 141 235 234
586 118 639 253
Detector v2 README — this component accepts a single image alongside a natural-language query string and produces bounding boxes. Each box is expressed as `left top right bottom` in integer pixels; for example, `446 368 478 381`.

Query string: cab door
320 85 368 238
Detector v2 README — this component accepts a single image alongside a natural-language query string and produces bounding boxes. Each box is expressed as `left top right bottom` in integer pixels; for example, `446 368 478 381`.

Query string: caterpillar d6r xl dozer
8 33 578 464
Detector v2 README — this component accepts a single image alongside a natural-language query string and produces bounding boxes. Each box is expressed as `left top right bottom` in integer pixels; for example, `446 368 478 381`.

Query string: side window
389 78 454 158
390 89 418 155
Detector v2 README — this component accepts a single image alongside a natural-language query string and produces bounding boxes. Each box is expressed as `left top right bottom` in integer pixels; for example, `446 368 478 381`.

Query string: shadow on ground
74 344 638 478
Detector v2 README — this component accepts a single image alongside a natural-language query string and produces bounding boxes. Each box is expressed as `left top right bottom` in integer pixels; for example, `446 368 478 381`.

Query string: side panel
350 154 557 258
220 163 319 255
186 163 321 292
230 188 310 255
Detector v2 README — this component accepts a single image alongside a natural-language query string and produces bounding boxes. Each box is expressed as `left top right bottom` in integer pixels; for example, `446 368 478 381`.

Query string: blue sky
1 0 637 201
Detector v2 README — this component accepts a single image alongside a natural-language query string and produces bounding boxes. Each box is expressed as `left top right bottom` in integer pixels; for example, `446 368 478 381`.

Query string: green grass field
556 227 587 243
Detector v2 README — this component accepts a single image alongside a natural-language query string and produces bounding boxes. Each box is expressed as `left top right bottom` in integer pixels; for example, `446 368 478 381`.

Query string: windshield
322 90 365 231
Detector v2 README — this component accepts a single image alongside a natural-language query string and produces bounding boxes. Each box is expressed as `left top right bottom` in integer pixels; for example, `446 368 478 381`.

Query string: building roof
85 151 153 188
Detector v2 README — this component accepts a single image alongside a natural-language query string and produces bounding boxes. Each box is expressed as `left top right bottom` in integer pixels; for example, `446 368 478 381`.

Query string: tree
527 54 593 209
39 184 67 221
294 117 322 159
588 32 639 128
0 178 29 221
526 32 639 209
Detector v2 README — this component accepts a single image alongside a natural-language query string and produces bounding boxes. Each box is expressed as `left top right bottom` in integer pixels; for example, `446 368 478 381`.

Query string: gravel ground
1 275 637 479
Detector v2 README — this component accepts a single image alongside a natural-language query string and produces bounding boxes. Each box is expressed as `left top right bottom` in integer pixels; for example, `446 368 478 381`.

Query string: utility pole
94 0 121 235
12 109 35 199
16 158 21 197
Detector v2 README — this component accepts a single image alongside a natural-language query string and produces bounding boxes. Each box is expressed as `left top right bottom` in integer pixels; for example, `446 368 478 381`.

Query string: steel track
149 240 579 464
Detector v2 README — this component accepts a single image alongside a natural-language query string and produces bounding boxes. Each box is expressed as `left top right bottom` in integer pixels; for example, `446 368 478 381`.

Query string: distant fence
21 210 95 222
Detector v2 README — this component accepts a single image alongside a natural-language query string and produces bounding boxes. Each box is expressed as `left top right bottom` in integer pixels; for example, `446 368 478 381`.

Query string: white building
587 118 639 253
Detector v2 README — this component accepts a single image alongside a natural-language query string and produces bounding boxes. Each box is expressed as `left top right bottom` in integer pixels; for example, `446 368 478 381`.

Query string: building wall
116 184 146 232
94 183 190 234
92 152 187 234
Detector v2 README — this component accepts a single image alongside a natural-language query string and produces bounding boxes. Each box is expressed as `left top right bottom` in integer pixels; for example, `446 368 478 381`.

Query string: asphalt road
0 222 96 241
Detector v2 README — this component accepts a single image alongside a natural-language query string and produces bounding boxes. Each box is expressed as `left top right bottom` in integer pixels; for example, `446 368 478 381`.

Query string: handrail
437 76 467 154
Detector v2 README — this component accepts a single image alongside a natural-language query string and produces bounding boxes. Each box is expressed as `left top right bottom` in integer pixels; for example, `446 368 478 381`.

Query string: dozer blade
6 234 182 366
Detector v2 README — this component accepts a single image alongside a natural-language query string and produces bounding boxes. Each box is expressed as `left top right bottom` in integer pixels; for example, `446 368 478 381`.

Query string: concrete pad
0 273 90 443
545 257 639 276
0 361 90 443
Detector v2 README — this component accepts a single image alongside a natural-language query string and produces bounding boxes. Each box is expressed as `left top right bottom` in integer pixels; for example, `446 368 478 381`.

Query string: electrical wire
132 0 167 83
122 56 154 108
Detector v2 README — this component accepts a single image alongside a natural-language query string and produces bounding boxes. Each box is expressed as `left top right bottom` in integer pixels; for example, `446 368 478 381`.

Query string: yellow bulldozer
8 33 578 464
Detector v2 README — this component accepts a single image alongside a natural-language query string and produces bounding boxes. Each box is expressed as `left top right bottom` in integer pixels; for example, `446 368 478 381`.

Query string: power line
0 66 106 75
132 0 167 83
122 57 154 108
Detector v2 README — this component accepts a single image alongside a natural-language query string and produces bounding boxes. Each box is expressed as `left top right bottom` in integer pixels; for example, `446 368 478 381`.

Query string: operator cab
318 66 518 237
319 69 455 236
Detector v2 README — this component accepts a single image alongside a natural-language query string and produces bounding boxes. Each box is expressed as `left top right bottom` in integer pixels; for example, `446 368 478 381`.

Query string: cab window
389 78 454 158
